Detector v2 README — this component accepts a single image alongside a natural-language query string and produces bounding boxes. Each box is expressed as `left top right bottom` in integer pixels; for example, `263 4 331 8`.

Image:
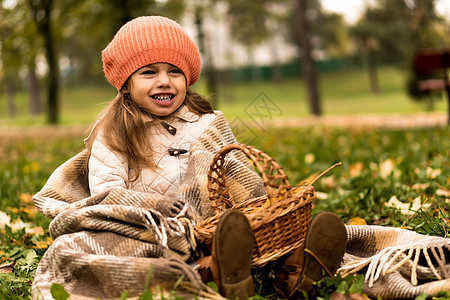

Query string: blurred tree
1 0 186 124
1 0 42 116
288 0 349 116
295 0 321 116
312 12 349 57
224 0 267 83
350 20 380 94
351 0 448 99
222 0 291 82
1 4 20 117
27 0 60 124
194 1 220 108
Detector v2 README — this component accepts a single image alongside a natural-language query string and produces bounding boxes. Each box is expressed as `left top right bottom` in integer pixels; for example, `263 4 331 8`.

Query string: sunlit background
0 0 449 125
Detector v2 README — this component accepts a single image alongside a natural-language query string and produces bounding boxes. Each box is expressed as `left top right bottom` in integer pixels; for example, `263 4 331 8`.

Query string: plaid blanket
32 113 265 299
341 224 449 298
31 113 449 299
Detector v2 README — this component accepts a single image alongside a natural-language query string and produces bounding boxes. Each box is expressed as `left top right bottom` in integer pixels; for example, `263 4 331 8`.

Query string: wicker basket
194 143 315 267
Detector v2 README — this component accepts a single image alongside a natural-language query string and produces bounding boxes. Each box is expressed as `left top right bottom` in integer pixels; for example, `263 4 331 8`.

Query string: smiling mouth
151 94 174 102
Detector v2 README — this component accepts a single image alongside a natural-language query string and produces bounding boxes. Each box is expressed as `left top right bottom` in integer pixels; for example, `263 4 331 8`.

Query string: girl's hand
156 195 188 218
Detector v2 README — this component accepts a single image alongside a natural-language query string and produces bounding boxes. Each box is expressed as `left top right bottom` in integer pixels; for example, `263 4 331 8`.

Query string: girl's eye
169 69 183 74
142 70 156 75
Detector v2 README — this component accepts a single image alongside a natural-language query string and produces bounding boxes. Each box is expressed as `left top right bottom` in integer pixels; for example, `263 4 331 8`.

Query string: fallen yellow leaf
380 159 394 178
385 195 431 215
426 167 441 178
411 183 431 190
7 206 38 217
26 226 45 236
304 153 315 164
349 162 364 177
315 191 328 200
19 193 33 204
348 217 367 225
436 188 450 197
7 207 19 214
32 237 53 249
0 262 14 274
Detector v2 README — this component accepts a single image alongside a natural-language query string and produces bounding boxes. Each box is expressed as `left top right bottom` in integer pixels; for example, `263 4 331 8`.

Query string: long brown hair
85 89 213 181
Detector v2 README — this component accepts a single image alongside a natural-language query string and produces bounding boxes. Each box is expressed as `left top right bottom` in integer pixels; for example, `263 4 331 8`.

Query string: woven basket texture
194 143 314 267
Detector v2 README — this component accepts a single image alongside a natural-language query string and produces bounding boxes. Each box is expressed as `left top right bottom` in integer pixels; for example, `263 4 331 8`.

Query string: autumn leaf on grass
19 193 34 204
32 237 53 249
26 226 45 236
304 153 315 164
16 193 39 216
349 162 364 177
426 167 442 179
436 186 450 198
0 211 11 229
348 218 367 226
0 262 14 274
316 191 329 200
411 183 431 190
384 195 431 215
379 159 401 179
379 159 394 178
330 292 370 300
0 210 33 232
22 161 40 174
8 206 39 218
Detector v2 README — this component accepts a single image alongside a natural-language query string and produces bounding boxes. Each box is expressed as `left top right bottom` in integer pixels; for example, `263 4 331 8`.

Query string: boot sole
293 211 347 294
215 209 255 299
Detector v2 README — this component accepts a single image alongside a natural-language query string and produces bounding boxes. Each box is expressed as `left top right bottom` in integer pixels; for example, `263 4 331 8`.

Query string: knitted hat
102 16 201 91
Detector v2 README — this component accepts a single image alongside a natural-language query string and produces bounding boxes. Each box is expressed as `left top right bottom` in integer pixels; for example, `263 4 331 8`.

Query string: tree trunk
194 5 219 108
28 0 60 124
5 79 17 117
295 0 322 116
367 56 380 94
28 62 42 115
269 21 283 84
44 1 59 124
270 40 283 84
361 40 380 94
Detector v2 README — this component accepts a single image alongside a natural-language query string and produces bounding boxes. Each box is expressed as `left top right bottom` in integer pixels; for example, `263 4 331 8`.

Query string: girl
32 16 347 300
84 16 266 217
84 15 265 299
86 16 215 197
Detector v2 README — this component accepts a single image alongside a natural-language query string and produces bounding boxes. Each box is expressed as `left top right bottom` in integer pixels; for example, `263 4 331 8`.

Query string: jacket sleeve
89 138 128 196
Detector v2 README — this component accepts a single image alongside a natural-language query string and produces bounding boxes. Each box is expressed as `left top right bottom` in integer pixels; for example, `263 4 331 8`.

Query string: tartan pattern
32 113 264 299
31 111 449 299
342 225 450 299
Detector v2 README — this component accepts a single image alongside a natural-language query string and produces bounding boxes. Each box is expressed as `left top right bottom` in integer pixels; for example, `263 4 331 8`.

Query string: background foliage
1 0 449 123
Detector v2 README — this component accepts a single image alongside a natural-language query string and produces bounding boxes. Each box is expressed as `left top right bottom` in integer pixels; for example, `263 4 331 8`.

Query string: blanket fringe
143 204 193 255
339 240 450 287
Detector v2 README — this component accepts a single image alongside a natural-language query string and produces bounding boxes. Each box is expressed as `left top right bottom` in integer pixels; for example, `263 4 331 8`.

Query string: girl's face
126 63 187 117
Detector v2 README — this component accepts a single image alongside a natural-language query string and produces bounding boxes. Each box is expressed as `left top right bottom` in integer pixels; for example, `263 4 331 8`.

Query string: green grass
0 66 447 127
0 125 449 299
205 67 447 119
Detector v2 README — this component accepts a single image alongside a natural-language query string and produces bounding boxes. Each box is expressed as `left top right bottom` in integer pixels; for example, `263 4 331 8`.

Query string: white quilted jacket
88 105 216 196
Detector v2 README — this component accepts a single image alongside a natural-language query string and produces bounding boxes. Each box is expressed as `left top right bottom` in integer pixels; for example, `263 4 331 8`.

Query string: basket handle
207 143 292 214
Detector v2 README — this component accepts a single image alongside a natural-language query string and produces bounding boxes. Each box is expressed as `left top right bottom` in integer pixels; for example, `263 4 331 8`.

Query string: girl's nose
155 72 170 87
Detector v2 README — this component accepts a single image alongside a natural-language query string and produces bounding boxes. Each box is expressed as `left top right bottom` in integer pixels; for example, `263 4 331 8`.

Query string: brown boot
289 211 347 298
213 209 255 300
